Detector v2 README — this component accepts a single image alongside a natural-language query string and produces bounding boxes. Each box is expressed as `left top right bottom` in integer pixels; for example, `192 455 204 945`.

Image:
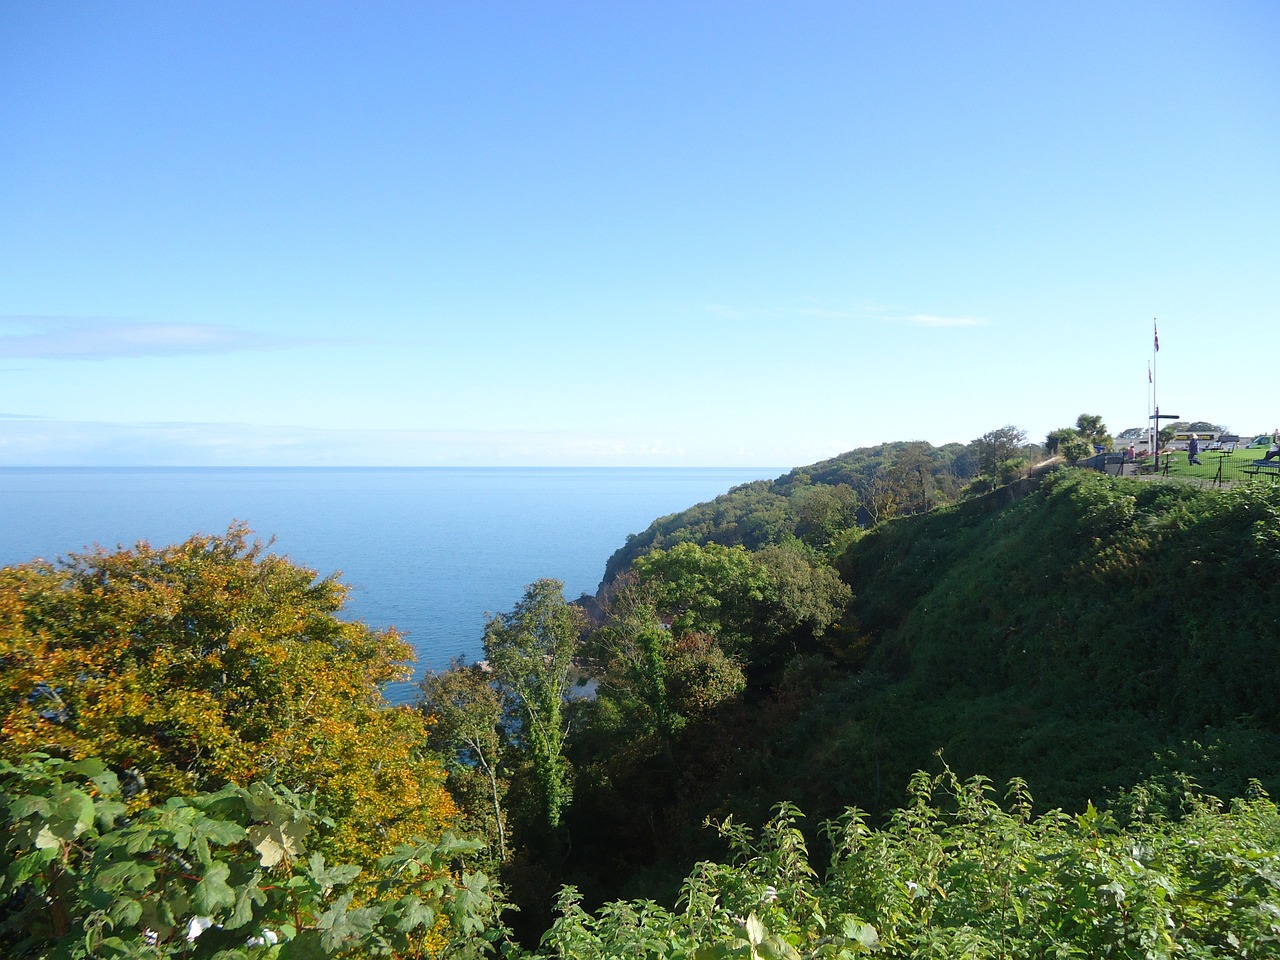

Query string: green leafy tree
1043 427 1077 456
630 541 850 666
483 580 584 834
971 425 1030 483
1060 434 1093 461
1043 430 1093 462
890 442 944 516
585 575 677 739
630 542 770 654
792 483 859 550
421 661 510 865
753 544 853 655
663 633 747 721
1074 412 1112 449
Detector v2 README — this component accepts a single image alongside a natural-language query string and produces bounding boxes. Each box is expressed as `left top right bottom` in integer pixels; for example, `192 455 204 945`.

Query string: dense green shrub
0 754 503 959
533 767 1280 959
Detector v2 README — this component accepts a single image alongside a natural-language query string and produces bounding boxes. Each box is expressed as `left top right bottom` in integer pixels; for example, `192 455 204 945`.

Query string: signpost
1150 409 1179 473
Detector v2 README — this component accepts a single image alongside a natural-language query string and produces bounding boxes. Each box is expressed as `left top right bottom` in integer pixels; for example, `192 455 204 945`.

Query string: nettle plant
0 755 503 959
536 767 1280 960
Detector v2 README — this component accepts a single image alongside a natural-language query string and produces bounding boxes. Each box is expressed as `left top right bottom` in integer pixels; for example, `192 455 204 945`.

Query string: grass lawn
1145 444 1275 483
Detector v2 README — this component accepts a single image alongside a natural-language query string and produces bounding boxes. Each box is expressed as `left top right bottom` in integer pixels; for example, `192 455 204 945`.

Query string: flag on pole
1148 363 1152 383
1154 321 1159 353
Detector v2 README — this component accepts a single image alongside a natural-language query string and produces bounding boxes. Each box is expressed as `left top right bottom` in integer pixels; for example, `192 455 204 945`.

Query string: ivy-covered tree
972 425 1029 473
585 574 678 739
0 525 455 870
1044 427 1077 456
483 579 584 834
1045 415 1113 461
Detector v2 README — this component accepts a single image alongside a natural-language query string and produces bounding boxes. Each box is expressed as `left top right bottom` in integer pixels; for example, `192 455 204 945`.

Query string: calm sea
0 467 778 703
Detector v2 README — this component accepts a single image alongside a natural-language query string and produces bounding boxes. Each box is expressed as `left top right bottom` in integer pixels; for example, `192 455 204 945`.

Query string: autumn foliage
0 524 455 867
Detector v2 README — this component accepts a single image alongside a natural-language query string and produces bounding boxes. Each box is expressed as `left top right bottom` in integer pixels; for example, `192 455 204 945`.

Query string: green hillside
559 468 1280 910
599 440 977 585
829 468 1280 810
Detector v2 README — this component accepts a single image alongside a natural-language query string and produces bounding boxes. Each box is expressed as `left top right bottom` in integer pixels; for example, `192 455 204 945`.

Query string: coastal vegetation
4 419 1280 957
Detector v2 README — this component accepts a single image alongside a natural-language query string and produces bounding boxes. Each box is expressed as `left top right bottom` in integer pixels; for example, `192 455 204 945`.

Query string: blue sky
2 1 1276 466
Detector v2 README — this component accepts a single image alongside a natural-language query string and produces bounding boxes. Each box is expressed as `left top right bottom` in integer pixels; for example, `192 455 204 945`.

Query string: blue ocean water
0 467 779 702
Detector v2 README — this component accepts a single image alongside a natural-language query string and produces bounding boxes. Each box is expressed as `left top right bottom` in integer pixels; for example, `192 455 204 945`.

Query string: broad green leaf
228 879 268 930
98 860 156 892
317 893 379 953
34 823 62 850
305 852 361 890
109 895 143 927
393 895 437 933
199 816 247 847
9 848 58 885
278 929 329 960
193 861 236 914
49 788 98 841
838 918 880 951
9 795 53 819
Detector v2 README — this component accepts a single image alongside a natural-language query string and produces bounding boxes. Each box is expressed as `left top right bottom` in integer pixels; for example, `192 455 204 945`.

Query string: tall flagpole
1150 318 1178 471
1152 319 1159 461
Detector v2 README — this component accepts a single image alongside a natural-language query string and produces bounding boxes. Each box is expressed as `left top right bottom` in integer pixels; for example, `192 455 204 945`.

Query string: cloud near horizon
0 416 793 467
0 317 333 360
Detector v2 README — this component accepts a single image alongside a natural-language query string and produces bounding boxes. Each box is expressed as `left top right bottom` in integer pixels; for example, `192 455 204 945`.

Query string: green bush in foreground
536 766 1280 960
0 755 503 959
7 754 1279 958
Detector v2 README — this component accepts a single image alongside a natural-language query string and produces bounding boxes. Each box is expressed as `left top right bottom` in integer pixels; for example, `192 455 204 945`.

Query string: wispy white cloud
0 316 340 360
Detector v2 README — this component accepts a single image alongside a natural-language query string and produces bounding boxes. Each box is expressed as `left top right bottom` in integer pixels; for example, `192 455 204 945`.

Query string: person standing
1187 434 1201 465
1264 431 1280 462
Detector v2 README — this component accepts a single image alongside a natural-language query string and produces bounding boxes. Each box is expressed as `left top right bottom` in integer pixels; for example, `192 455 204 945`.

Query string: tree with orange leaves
0 523 455 870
